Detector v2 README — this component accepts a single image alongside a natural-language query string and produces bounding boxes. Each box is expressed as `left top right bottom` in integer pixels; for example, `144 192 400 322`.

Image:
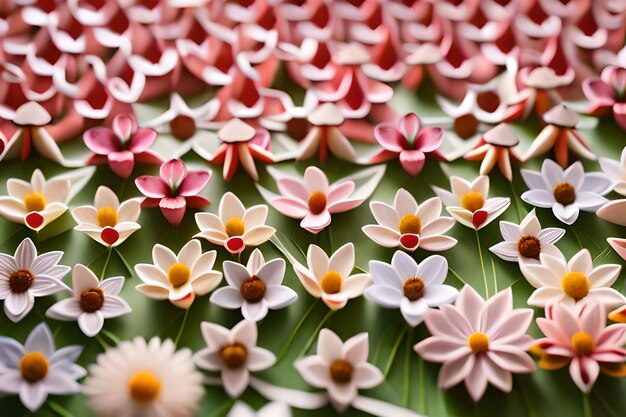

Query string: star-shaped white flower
599 146 626 196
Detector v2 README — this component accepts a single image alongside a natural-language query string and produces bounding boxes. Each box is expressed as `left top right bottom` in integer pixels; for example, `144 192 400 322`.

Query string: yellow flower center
80 288 105 313
96 206 118 228
240 275 266 303
9 269 34 293
225 217 245 237
167 263 190 288
517 235 541 259
307 191 327 215
320 271 342 294
221 343 247 369
571 331 595 356
128 370 162 403
403 277 425 301
561 272 590 301
460 191 484 212
398 214 421 235
23 192 46 212
553 182 576 205
468 332 490 354
330 359 353 384
20 352 49 383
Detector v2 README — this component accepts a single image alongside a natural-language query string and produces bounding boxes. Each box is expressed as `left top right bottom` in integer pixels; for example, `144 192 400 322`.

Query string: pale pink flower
583 64 626 130
464 123 521 181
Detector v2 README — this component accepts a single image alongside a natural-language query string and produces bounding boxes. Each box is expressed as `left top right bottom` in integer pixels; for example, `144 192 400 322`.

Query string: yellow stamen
167 263 190 288
225 217 245 237
307 191 327 215
468 332 489 354
460 191 484 212
320 271 342 294
128 370 162 403
23 193 46 212
403 277 425 301
561 272 590 301
398 214 421 235
221 343 247 369
571 331 595 356
97 206 118 228
20 352 49 383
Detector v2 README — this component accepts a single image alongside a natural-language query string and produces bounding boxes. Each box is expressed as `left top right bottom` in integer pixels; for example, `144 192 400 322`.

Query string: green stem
509 181 524 222
95 334 110 350
573 224 601 251
475 230 489 298
119 178 129 199
100 247 113 281
591 392 619 417
100 328 120 345
47 401 74 417
174 308 190 347
490 255 498 294
298 309 334 357
418 355 426 414
572 227 585 251
276 301 318 362
115 248 134 277
328 225 334 252
403 328 413 408
448 267 468 286
583 393 593 417
383 326 408 379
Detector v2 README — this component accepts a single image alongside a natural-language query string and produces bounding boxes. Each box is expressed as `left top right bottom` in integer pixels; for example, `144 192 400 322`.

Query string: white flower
489 209 565 264
46 264 132 337
521 159 612 225
82 337 204 417
210 249 297 322
433 175 510 230
195 192 275 254
293 243 371 310
227 402 291 417
365 252 458 327
599 146 626 196
135 240 222 309
362 189 457 252
295 329 383 412
0 238 70 322
0 322 85 412
193 319 276 398
71 186 141 247
520 249 625 311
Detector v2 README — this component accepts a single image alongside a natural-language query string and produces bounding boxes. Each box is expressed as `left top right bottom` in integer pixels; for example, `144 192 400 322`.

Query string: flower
46 264 131 337
464 123 521 181
599 146 626 196
71 186 141 247
609 304 626 323
135 159 211 225
607 237 626 263
298 103 357 162
414 286 536 402
193 319 276 398
0 238 70 322
211 249 297 322
534 302 626 392
194 192 275 255
82 337 204 417
227 402 291 417
489 209 565 265
365 251 458 327
295 329 383 412
135 240 222 309
84 113 163 178
582 64 626 130
520 249 625 311
293 243 370 310
362 189 457 252
432 175 510 230
521 159 612 225
0 322 85 412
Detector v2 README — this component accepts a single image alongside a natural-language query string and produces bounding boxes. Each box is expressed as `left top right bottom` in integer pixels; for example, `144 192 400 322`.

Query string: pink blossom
583 65 626 130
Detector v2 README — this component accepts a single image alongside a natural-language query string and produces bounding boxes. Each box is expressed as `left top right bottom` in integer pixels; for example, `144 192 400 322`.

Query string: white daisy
599 146 626 196
227 402 291 417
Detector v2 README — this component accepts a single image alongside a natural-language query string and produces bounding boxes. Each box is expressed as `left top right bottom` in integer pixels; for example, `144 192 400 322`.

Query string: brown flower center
9 269 34 293
553 182 576 205
20 352 49 383
330 359 353 384
561 272 589 301
169 115 196 141
398 214 421 235
240 276 266 303
403 277 425 301
517 235 541 259
167 263 190 288
307 191 327 215
460 191 484 212
225 217 245 237
96 206 118 228
468 332 490 354
454 114 479 139
80 288 105 313
571 331 595 356
128 370 162 403
23 192 46 212
320 271 342 294
221 343 247 369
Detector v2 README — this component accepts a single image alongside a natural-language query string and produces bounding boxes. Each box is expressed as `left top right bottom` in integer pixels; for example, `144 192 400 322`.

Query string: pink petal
614 103 626 130
327 181 355 206
399 150 426 176
160 159 187 187
113 114 137 142
159 196 187 226
108 151 135 178
374 123 404 152
582 78 615 104
135 176 169 198
271 197 309 219
178 171 211 196
83 127 120 155
399 113 420 142
301 210 331 233
129 127 157 153
416 127 444 152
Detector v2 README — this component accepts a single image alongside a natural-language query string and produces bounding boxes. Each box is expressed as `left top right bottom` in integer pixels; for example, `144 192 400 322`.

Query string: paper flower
0 323 85 412
599 146 626 196
0 238 70 322
521 160 612 225
534 302 626 392
432 175 510 230
84 114 163 179
520 249 625 311
135 240 222 309
194 319 276 398
293 243 370 310
71 186 141 247
415 286 536 402
371 113 445 176
582 65 626 130
83 337 204 417
464 123 521 181
211 249 297 321
489 209 565 264
194 192 275 255
597 199 626 226
227 402 291 417
607 237 626 263
365 251 458 327
46 264 131 337
298 103 356 162
135 159 211 226
295 329 383 412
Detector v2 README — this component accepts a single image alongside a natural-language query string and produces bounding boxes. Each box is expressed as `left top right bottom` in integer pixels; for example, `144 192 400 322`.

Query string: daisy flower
71 186 141 247
227 402 291 417
295 329 383 412
293 243 371 310
46 264 131 337
489 209 565 264
362 188 457 252
520 159 612 225
194 192 275 255
193 319 276 398
82 337 204 417
432 175 510 230
135 240 222 309
0 322 85 412
0 238 70 322
520 249 625 311
210 249 297 322
365 251 458 327
415 286 536 402
599 146 626 196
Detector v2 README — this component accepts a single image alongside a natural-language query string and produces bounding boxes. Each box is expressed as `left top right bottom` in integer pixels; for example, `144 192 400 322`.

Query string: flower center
460 191 484 212
320 271 342 294
167 263 190 288
20 352 49 383
240 275 266 303
9 269 34 293
225 217 245 237
571 331 595 356
128 370 162 403
96 206 118 228
221 343 247 369
517 235 541 259
307 191 327 215
468 332 490 354
398 214 421 235
561 272 590 301
169 115 196 141
329 359 353 384
454 114 479 139
23 192 46 212
80 288 105 313
553 182 576 205
403 277 425 301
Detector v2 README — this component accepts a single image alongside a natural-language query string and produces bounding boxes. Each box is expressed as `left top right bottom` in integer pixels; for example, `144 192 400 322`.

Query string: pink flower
135 159 211 226
84 114 163 178
583 65 626 130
